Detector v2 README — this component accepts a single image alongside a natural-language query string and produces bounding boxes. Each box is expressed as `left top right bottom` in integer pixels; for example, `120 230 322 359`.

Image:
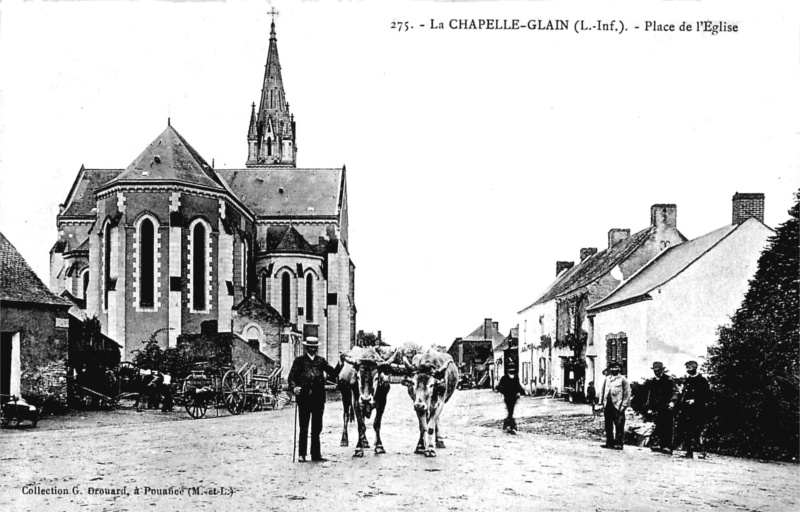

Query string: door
1 333 12 397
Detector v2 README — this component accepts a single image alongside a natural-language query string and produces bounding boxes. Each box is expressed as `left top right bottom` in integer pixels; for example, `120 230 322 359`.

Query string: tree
356 331 379 347
399 341 423 360
705 194 799 461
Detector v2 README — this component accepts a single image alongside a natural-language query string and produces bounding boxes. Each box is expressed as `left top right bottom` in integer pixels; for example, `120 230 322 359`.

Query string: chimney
732 192 765 225
651 204 677 230
492 322 499 333
608 228 630 248
484 318 493 339
556 261 574 276
580 247 597 261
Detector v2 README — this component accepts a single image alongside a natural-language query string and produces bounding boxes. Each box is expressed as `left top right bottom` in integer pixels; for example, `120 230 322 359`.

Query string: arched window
281 272 291 321
104 225 112 309
139 218 155 308
267 137 272 156
305 274 314 322
192 222 207 311
81 269 90 302
261 272 268 302
241 240 247 293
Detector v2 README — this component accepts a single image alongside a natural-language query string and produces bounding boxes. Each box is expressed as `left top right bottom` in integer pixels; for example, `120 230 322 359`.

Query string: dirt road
1 388 797 511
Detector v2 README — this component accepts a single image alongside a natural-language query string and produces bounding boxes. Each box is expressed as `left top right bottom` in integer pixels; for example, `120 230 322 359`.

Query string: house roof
217 168 342 219
232 294 287 324
0 232 71 307
60 168 122 218
521 227 657 310
100 125 226 193
495 325 520 351
588 219 768 313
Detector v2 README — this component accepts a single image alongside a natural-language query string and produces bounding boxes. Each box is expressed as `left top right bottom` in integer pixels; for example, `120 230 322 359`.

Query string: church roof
232 294 287 324
100 124 226 193
588 219 770 314
274 226 317 254
217 168 342 219
60 167 122 218
0 231 71 307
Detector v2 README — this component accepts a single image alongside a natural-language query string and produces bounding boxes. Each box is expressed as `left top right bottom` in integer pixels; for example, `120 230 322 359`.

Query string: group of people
599 360 710 458
289 334 712 462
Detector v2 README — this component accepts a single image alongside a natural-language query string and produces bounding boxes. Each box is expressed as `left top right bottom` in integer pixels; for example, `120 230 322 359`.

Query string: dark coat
497 375 526 401
681 373 711 409
647 373 679 411
288 355 339 405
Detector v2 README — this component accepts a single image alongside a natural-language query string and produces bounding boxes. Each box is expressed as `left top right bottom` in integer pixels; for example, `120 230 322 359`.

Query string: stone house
1 232 73 409
448 318 504 387
587 194 772 382
518 204 687 395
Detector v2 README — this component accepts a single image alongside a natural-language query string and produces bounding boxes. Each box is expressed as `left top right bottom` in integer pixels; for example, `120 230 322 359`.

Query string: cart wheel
185 394 208 419
222 370 246 415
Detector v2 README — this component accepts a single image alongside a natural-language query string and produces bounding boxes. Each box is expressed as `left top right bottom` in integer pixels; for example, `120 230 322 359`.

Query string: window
305 275 314 322
81 269 89 302
241 240 247 292
104 225 112 309
281 272 291 321
139 218 155 308
606 333 629 376
192 222 207 311
261 272 268 302
267 137 272 156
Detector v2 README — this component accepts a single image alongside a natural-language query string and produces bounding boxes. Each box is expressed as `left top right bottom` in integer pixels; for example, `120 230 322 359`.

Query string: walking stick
292 401 298 463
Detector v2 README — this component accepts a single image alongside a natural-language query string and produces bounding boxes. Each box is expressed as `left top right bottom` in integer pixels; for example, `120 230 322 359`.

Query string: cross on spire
268 7 279 23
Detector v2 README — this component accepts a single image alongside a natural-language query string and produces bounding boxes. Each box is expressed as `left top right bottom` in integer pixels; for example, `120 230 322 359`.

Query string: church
49 19 356 372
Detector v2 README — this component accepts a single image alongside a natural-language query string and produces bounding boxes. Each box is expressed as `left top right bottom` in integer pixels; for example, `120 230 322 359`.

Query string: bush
704 194 799 461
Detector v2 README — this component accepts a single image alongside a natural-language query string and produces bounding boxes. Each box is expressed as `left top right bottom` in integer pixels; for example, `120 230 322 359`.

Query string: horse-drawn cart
177 362 247 419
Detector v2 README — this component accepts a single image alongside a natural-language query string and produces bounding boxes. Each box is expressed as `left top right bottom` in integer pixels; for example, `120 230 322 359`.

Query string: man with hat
599 361 631 450
679 360 710 459
496 360 526 434
646 361 679 455
288 336 341 462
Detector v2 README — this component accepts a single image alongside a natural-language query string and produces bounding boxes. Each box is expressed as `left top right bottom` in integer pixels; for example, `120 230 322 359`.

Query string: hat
303 336 320 347
608 361 621 369
651 362 664 370
685 360 699 367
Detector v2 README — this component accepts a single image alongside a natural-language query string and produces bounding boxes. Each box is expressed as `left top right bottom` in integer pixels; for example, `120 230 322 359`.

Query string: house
448 318 503 387
518 204 687 395
1 232 73 410
492 325 520 387
587 193 772 382
47 19 356 377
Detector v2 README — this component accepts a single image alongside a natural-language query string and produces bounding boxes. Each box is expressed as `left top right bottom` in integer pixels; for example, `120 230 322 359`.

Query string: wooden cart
178 362 247 419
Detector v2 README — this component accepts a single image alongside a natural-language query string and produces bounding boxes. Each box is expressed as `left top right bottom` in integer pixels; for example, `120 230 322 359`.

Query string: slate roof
232 294 286 323
100 125 226 193
274 226 317 254
521 227 658 311
0 232 71 307
60 168 122 218
495 325 519 351
217 168 342 219
588 220 766 313
460 322 507 349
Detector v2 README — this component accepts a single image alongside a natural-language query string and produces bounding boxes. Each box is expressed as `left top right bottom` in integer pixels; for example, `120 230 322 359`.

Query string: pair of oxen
338 347 458 458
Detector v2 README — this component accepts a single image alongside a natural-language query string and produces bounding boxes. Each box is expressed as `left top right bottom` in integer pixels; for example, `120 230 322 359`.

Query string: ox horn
379 349 400 367
434 360 452 378
343 354 359 367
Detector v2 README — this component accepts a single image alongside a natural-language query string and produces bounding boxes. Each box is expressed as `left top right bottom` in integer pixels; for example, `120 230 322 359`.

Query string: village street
1 389 798 512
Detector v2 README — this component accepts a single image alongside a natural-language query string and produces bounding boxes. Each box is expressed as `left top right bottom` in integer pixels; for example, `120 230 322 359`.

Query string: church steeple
246 13 297 168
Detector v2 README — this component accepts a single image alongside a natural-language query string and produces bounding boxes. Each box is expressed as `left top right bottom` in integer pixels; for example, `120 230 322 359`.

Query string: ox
402 351 458 457
338 347 398 457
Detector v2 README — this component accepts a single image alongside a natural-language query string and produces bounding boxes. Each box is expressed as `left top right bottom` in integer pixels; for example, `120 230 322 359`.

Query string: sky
0 0 798 348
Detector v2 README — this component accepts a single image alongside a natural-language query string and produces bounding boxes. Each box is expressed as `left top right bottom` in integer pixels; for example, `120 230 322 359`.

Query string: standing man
646 361 679 455
288 337 340 462
679 360 710 459
599 361 631 450
496 361 526 434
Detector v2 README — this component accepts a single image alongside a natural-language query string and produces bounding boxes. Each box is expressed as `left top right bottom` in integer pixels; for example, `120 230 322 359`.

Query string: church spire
246 11 297 168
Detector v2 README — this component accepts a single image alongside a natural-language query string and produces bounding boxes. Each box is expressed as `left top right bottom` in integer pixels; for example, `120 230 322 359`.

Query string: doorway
1 332 20 397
